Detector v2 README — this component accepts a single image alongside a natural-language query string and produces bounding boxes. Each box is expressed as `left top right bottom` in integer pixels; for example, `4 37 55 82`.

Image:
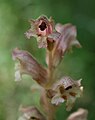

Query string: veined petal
52 23 81 67
12 48 48 86
55 23 81 51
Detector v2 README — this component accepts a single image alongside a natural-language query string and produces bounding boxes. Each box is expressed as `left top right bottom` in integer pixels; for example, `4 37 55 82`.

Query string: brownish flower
12 48 48 86
25 15 54 48
48 76 83 111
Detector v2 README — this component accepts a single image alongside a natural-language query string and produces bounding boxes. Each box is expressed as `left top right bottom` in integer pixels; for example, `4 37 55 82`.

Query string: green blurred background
0 0 95 119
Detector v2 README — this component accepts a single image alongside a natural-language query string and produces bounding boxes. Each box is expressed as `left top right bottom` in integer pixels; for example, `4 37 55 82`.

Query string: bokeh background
0 0 95 119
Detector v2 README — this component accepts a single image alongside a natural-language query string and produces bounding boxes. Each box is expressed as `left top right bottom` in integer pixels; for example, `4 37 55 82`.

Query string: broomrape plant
12 15 85 120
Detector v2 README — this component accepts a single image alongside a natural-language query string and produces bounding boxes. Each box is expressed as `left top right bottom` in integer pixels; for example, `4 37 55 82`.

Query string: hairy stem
46 50 55 88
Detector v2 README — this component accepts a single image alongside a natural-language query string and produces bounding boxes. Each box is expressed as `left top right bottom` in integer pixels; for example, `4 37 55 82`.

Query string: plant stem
47 111 55 120
45 50 55 88
48 50 53 81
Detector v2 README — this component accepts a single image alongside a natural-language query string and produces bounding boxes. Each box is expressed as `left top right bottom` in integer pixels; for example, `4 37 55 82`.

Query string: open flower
47 76 83 111
25 15 54 48
12 48 48 86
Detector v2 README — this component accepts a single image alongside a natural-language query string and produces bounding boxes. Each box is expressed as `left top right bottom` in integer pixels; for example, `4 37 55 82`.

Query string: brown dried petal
12 48 48 86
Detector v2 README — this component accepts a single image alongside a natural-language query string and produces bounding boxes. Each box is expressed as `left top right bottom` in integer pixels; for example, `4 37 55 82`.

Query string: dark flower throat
39 22 47 31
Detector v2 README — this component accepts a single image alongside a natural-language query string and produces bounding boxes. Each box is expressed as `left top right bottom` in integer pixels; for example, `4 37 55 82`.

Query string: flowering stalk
12 15 84 120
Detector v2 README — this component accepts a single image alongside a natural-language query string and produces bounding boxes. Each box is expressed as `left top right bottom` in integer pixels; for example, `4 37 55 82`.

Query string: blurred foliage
0 0 95 120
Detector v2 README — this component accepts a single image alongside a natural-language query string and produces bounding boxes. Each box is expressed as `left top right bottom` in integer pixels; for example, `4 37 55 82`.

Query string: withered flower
50 76 83 111
49 23 81 67
12 48 48 86
25 15 54 48
18 106 46 120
